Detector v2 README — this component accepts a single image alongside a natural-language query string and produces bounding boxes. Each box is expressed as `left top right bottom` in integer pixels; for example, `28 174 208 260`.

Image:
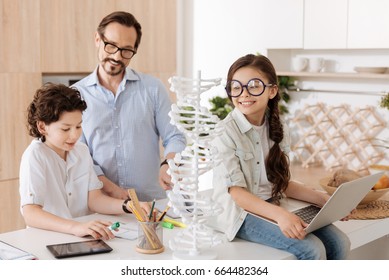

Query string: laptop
251 172 384 233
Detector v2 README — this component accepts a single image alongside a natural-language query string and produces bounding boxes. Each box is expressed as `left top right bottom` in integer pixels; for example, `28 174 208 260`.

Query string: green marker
108 222 120 231
162 221 174 229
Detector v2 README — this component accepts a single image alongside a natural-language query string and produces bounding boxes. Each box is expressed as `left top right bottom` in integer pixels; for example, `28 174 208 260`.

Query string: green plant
178 105 213 137
209 96 233 120
380 92 389 111
277 76 294 115
376 92 389 149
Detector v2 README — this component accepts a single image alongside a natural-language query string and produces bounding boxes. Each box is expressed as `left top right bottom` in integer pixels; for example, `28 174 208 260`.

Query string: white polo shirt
208 108 290 241
19 139 103 219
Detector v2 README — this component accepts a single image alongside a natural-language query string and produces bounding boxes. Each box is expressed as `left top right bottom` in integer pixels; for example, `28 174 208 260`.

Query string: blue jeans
236 214 351 260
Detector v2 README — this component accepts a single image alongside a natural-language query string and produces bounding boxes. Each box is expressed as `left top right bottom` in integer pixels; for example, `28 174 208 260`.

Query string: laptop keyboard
293 205 321 224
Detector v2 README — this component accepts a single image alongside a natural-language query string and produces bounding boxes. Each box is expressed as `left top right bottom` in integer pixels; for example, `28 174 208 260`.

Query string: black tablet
46 240 113 259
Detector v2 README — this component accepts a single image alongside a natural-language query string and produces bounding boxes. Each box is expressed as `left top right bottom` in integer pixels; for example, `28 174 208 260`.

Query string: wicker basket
319 177 389 205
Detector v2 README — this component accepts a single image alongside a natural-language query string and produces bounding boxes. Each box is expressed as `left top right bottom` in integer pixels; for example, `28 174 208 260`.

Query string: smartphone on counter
46 239 113 259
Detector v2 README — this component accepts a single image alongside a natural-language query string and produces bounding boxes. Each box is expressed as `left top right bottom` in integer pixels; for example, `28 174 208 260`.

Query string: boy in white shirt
19 83 149 240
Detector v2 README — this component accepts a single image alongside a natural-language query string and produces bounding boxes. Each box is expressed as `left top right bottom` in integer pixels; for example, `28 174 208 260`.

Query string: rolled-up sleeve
212 130 247 189
155 79 186 156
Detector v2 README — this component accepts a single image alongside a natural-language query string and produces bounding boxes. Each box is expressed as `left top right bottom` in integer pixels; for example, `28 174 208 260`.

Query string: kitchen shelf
277 71 389 80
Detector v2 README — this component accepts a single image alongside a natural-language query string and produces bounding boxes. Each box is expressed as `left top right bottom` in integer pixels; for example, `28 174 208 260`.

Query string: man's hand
159 163 172 190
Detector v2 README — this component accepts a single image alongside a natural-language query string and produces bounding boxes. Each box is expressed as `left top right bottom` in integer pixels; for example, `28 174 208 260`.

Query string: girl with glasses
208 54 351 260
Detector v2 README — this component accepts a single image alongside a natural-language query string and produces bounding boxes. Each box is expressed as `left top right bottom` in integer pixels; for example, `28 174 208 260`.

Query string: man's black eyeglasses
226 78 274 97
102 40 136 59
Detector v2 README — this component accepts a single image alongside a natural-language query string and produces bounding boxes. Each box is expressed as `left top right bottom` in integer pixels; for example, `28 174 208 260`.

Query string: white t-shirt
252 122 272 198
19 139 103 219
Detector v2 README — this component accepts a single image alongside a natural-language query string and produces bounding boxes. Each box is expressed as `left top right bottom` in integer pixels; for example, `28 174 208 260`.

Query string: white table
0 213 294 260
1 212 388 260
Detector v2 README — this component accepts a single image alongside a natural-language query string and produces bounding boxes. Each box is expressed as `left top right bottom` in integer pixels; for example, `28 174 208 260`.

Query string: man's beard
102 58 125 76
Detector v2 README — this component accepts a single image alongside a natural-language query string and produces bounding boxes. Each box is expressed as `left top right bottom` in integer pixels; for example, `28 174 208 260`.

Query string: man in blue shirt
74 11 186 201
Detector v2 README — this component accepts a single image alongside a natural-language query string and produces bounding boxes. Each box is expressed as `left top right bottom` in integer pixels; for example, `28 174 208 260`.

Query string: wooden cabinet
0 73 40 233
304 0 348 49
0 0 41 182
40 0 97 73
0 73 38 232
348 0 389 49
0 0 41 73
0 74 41 181
40 0 176 77
0 179 26 233
0 0 41 233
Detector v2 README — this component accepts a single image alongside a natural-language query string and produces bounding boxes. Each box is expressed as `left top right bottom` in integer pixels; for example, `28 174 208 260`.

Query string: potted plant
375 92 389 149
277 76 294 115
380 92 389 111
209 96 233 120
369 92 389 173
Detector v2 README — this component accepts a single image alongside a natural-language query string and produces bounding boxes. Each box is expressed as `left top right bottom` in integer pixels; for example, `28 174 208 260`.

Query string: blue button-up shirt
74 67 186 201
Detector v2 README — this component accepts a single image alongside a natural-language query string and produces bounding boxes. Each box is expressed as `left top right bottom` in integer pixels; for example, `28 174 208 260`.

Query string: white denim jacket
208 108 290 241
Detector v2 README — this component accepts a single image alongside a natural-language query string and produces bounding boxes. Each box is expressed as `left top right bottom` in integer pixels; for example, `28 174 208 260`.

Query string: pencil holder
135 221 164 254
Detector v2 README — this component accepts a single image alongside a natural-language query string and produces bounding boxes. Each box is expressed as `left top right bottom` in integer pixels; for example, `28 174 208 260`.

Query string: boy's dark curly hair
27 83 87 142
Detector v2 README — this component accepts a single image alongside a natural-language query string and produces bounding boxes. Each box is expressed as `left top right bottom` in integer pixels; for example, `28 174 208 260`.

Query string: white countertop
0 213 294 260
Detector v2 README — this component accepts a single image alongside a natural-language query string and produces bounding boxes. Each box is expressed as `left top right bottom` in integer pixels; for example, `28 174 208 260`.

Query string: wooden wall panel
40 0 103 73
115 0 177 74
40 0 176 77
0 0 40 72
114 0 177 98
0 179 25 233
0 73 41 180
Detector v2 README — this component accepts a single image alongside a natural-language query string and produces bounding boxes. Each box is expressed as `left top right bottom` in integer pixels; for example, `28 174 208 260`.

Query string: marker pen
163 217 186 228
107 222 120 231
162 221 174 229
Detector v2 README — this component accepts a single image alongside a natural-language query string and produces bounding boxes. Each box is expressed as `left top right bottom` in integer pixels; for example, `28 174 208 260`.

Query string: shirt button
256 142 259 145
29 193 33 197
257 162 260 164
68 192 72 196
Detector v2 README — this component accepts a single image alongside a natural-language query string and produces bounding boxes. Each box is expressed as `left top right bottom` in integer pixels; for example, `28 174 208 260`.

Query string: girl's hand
71 220 115 240
277 211 308 240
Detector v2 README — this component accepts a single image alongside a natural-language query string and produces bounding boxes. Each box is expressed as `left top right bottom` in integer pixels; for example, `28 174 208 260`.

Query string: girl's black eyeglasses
225 78 274 97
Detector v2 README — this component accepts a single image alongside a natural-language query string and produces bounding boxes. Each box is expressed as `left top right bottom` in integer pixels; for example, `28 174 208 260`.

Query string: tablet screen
46 240 113 259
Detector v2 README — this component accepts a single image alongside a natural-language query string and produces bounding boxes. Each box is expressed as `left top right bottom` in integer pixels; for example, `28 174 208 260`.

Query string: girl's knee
297 243 326 260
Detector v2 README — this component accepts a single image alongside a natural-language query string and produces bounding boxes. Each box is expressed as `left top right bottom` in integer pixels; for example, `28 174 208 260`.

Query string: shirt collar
84 66 140 87
231 108 253 134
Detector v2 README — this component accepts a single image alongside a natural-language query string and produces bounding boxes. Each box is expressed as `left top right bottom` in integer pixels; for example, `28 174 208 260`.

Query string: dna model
167 72 225 259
